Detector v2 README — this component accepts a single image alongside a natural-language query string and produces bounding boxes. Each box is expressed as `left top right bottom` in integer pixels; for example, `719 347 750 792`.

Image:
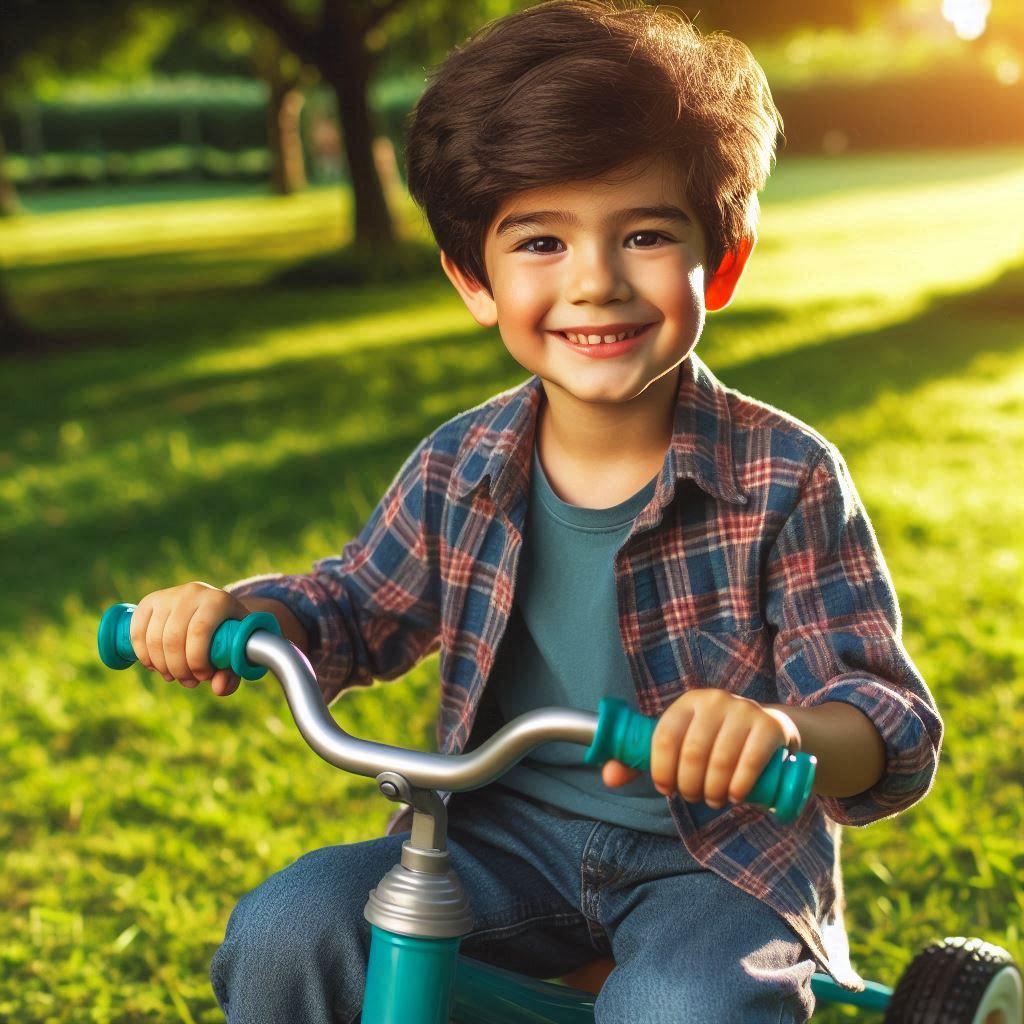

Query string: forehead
489 156 691 237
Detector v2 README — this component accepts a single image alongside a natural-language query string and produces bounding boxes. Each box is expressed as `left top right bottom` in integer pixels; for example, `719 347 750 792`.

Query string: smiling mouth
555 324 652 346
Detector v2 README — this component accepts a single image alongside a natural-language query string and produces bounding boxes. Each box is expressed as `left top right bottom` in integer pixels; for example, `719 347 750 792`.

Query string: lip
549 322 657 359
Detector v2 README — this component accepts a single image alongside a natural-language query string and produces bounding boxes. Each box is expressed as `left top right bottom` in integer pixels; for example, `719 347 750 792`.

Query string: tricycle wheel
883 936 1022 1024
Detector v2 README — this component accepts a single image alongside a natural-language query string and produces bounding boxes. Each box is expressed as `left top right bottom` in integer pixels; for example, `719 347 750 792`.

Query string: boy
130 2 943 1020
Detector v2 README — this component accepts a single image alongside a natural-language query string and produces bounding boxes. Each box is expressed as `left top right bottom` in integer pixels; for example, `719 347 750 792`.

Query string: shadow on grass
2 323 525 628
3 258 1023 634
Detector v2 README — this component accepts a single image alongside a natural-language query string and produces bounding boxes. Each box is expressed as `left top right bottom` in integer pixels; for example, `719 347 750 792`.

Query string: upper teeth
563 326 646 345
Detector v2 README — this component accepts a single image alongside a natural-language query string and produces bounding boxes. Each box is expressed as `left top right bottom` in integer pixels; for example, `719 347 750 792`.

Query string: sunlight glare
941 0 991 40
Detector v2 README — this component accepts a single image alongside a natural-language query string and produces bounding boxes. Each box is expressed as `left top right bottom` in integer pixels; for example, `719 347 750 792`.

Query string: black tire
884 936 1023 1024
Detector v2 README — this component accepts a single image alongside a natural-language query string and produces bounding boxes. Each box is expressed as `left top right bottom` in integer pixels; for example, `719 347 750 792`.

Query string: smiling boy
129 3 943 1021
437 153 903 813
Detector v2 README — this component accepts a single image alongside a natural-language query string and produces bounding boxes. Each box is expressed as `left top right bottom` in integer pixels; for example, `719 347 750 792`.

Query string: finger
145 604 173 680
676 709 726 804
130 601 155 669
210 669 240 697
703 719 753 809
649 703 695 796
728 723 785 805
164 604 199 684
601 760 641 788
185 609 221 682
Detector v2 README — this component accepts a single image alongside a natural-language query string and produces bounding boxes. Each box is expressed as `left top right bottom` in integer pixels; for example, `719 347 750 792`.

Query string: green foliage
750 25 988 89
5 145 272 191
371 0 537 81
697 0 880 37
1 1 180 93
1 149 1023 1021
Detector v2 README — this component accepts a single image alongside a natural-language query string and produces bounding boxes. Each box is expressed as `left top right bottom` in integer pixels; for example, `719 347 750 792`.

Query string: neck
538 367 680 471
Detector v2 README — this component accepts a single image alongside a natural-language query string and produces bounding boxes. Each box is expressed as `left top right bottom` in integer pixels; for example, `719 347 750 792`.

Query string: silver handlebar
248 632 600 792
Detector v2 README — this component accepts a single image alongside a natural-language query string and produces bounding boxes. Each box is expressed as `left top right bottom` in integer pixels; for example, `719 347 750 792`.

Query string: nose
564 241 632 305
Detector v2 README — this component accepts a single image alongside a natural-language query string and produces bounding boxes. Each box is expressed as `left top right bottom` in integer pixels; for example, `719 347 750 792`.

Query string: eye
626 231 668 248
517 236 564 255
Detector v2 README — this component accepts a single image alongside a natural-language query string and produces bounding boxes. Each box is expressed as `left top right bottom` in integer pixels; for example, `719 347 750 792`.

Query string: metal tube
246 632 599 792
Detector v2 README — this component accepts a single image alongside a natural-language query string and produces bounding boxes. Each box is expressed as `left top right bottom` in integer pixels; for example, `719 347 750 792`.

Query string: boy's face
441 155 749 410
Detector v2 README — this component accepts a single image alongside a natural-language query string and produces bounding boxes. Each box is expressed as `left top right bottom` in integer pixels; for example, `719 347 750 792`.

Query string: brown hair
404 0 782 292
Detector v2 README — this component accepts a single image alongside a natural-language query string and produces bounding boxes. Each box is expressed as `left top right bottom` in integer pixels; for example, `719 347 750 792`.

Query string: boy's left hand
602 689 800 808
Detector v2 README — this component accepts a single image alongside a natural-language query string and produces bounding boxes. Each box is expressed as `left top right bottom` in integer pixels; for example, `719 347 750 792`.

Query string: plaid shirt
230 353 942 988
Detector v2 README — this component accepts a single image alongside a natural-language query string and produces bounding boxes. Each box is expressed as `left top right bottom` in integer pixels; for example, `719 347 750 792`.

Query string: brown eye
520 237 563 254
627 231 667 248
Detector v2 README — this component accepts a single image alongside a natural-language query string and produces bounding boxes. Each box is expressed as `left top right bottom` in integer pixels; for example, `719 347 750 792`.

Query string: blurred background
1 1 1022 1021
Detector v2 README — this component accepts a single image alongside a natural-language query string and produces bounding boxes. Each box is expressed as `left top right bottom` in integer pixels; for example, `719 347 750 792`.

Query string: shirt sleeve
226 438 442 704
764 443 943 826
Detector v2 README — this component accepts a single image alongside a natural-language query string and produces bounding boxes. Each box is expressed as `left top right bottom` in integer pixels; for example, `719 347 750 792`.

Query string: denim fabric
228 355 943 981
211 785 816 1023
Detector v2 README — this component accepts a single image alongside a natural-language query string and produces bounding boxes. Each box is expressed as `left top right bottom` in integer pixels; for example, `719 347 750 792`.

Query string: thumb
210 668 241 697
601 759 641 788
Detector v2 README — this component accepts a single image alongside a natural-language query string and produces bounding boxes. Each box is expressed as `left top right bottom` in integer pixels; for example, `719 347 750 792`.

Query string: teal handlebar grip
584 696 657 772
584 697 816 824
97 602 282 681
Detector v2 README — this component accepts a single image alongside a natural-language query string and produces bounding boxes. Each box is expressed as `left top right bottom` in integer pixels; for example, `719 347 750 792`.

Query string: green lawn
2 148 1023 1023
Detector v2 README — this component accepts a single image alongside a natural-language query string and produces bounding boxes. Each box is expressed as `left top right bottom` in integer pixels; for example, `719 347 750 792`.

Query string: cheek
495 273 553 332
648 263 705 320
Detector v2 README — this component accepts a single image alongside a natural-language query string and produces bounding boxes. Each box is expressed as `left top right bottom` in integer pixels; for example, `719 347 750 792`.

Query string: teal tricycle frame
98 604 1023 1024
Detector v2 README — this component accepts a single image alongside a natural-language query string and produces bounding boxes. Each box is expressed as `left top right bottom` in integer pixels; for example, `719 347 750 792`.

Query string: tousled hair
404 0 782 291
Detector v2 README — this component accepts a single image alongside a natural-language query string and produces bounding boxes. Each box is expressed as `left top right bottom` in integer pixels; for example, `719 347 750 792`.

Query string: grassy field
1 148 1023 1023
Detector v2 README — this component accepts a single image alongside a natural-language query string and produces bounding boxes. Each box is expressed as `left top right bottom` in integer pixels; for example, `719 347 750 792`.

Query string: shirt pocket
694 627 780 704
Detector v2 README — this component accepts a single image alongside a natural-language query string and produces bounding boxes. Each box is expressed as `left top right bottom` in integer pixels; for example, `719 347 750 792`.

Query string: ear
440 251 498 328
704 236 755 312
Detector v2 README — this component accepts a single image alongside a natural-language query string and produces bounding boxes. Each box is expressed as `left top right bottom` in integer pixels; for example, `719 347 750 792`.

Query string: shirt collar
452 353 747 509
664 353 748 507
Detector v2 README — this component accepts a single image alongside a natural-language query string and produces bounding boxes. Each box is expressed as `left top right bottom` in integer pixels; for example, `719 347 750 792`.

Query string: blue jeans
210 785 816 1023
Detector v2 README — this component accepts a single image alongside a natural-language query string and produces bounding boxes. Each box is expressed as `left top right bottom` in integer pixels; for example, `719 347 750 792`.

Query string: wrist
761 705 801 752
240 596 310 654
763 700 886 798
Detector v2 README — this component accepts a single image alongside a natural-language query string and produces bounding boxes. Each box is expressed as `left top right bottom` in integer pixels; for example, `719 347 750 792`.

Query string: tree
228 1 404 248
153 11 313 195
0 0 177 351
227 0 533 249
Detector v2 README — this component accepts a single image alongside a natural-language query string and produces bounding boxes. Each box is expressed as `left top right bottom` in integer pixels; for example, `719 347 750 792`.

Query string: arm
238 596 309 653
227 437 442 703
602 690 887 804
763 700 885 798
764 444 943 825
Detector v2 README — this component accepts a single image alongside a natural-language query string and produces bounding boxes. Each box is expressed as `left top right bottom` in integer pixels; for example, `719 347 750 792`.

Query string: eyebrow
495 205 692 238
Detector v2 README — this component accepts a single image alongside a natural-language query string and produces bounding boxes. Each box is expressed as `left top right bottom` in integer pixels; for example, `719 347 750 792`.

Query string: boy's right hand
130 582 250 696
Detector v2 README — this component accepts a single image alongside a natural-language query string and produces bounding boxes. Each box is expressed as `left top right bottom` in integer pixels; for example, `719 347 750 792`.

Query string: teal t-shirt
486 446 677 835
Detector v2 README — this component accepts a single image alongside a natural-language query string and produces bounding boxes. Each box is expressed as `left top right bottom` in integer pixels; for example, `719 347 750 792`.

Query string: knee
211 850 371 996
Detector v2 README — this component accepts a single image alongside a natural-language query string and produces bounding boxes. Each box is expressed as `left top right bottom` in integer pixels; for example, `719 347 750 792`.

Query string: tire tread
884 936 1017 1024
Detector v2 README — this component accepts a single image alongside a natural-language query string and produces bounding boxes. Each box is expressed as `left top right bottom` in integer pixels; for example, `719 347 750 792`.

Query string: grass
1 147 1023 1022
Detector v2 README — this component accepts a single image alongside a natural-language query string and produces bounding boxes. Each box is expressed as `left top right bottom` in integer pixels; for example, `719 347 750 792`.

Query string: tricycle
98 603 1023 1023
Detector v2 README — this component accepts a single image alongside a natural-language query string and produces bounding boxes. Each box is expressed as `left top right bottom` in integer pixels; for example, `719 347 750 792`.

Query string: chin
560 379 653 405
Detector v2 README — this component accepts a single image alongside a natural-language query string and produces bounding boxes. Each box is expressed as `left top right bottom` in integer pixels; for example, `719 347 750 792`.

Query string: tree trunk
268 84 307 195
234 1 399 247
250 27 309 197
0 273 31 354
0 126 21 217
327 39 396 249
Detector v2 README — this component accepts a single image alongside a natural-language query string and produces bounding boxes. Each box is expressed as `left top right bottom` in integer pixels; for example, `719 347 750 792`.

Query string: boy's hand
130 582 250 696
602 689 800 808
